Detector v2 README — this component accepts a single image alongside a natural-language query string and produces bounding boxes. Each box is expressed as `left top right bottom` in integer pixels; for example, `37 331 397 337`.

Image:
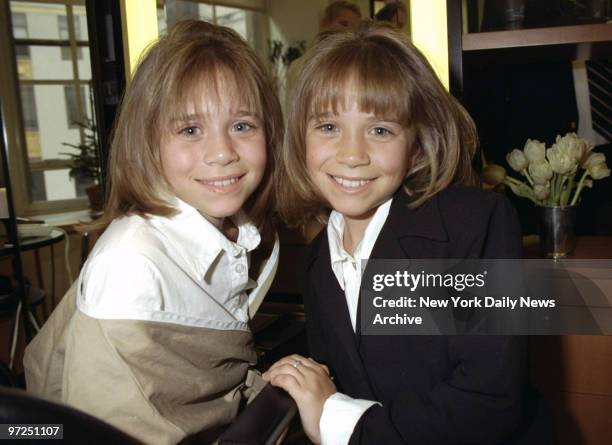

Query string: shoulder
89 215 167 261
432 184 519 237
78 216 168 318
436 184 522 258
305 226 329 272
391 184 521 258
436 183 515 222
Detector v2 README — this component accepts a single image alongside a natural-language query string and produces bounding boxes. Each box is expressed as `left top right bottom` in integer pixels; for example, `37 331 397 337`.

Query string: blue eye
179 126 201 137
317 123 337 133
372 127 393 136
232 121 256 132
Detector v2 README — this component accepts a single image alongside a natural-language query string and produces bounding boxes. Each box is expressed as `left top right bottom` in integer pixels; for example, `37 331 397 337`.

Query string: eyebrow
171 110 259 123
308 111 400 123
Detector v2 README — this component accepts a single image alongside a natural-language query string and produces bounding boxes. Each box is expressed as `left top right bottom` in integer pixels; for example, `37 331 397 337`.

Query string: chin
329 202 375 220
193 201 243 219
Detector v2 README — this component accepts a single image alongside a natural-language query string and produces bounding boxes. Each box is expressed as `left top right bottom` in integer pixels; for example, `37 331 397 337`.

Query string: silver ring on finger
292 359 302 369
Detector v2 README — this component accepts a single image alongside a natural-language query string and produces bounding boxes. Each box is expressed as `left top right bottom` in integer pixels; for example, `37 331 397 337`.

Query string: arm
264 247 379 445
349 337 526 445
65 252 254 444
348 193 527 444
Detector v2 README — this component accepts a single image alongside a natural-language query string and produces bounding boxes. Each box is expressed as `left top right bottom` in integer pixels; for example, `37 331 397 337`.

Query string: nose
336 132 369 168
203 131 239 166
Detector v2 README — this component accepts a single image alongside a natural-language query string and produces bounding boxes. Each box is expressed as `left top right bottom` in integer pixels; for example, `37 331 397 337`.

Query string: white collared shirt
320 199 392 445
327 199 392 331
77 196 279 331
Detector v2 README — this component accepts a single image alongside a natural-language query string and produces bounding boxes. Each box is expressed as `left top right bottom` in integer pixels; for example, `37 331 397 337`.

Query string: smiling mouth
196 174 244 191
330 175 373 189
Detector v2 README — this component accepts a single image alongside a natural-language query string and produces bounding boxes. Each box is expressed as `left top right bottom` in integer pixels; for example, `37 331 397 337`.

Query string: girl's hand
262 354 336 444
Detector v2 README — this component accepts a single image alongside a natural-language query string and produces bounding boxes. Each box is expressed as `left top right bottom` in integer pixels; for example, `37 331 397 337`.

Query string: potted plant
60 117 104 211
483 133 610 258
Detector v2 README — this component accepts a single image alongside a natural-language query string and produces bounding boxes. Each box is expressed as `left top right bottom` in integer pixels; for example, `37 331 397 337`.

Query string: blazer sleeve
349 193 528 445
349 336 526 445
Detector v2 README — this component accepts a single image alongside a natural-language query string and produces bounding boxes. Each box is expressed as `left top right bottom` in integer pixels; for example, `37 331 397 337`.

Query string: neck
200 214 238 242
206 216 223 229
222 218 239 243
342 214 374 256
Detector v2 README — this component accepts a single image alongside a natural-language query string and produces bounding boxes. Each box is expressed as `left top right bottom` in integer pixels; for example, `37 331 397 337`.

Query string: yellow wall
410 0 449 89
120 0 159 77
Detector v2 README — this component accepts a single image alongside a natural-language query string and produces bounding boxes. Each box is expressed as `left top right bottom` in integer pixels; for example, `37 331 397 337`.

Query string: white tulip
582 152 610 180
506 149 528 172
546 145 577 175
554 133 590 163
534 184 550 200
523 139 546 163
582 152 606 170
528 160 553 185
590 162 611 180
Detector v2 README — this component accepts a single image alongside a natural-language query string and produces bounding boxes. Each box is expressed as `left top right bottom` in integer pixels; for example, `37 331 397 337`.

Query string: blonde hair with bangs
94 20 282 238
277 22 478 228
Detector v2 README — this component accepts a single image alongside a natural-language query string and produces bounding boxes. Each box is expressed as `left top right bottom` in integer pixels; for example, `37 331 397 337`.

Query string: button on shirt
320 199 392 445
77 196 277 331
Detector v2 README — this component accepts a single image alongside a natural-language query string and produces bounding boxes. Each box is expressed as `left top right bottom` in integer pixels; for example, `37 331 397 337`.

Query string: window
64 85 86 129
2 0 96 214
20 85 38 130
157 1 268 60
12 12 27 38
58 15 82 60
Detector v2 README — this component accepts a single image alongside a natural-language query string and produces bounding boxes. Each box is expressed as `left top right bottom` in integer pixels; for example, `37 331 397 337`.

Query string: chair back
0 386 139 444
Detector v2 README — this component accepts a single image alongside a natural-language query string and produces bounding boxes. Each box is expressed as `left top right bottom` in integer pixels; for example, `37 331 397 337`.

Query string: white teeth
332 176 371 188
201 177 240 187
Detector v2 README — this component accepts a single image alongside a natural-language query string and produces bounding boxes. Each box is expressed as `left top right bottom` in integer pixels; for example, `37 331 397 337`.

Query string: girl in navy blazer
263 22 553 445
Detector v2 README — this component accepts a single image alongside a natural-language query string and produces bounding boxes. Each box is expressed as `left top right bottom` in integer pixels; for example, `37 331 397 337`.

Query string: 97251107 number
0 424 63 439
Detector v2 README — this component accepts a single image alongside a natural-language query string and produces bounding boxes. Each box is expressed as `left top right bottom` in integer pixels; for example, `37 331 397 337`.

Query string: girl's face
306 100 413 225
160 90 266 229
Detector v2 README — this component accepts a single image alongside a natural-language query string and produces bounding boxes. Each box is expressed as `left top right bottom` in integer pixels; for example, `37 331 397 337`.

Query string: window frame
157 0 269 66
1 0 92 216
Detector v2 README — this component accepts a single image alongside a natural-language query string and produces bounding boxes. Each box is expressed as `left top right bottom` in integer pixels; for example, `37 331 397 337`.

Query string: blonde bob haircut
95 20 282 239
277 22 478 229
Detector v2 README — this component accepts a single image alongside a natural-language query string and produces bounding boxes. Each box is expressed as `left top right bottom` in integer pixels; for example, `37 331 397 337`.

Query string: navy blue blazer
304 184 555 444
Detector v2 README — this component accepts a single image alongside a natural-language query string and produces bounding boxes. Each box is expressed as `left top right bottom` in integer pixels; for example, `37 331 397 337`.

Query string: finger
297 366 335 389
269 373 302 399
263 358 294 381
300 357 330 377
265 363 307 385
266 354 309 373
285 355 328 375
269 355 319 378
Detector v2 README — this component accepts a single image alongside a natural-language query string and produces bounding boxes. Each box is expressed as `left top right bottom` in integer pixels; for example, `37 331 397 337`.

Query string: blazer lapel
386 188 449 253
311 234 377 400
357 190 452 339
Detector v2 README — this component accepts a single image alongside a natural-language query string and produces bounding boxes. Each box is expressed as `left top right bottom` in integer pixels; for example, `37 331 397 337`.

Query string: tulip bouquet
483 133 610 208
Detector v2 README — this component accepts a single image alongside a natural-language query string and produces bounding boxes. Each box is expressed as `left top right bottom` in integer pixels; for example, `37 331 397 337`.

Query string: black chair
0 384 297 445
0 386 139 444
218 384 297 445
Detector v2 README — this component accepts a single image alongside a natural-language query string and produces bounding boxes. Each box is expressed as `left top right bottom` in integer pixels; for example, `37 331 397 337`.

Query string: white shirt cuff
319 392 380 445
